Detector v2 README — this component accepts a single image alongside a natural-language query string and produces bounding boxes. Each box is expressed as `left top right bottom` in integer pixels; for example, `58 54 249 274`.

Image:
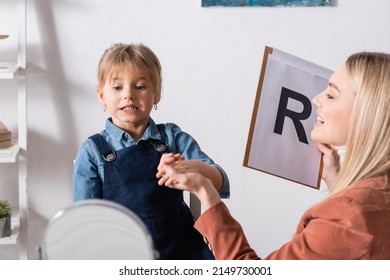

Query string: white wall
1 0 389 259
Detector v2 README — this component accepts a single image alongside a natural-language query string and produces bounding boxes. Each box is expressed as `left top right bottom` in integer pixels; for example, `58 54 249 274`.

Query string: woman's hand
157 153 184 172
156 153 184 180
157 157 204 190
158 163 221 211
157 154 223 192
316 142 340 190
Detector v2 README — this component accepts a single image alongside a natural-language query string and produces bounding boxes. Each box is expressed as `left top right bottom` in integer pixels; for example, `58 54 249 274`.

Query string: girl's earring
103 104 107 112
154 104 158 110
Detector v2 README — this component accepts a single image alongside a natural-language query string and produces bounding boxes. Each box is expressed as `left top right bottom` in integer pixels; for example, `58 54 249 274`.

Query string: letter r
273 87 312 144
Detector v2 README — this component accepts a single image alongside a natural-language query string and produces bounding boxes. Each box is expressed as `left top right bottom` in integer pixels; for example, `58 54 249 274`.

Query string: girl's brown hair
97 43 162 100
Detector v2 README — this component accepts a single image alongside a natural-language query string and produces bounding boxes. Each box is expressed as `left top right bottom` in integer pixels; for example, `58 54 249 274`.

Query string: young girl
159 52 390 259
73 43 230 259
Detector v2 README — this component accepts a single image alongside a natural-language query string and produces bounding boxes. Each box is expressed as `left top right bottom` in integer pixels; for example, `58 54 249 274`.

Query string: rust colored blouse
195 176 390 259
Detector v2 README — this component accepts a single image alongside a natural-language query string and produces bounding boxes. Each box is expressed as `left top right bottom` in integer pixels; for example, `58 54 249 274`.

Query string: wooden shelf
0 62 18 79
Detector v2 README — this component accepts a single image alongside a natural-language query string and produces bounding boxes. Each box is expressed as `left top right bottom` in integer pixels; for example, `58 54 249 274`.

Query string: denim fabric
73 117 230 201
88 125 214 259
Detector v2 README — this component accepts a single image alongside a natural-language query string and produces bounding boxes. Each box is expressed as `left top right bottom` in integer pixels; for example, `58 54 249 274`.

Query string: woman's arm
196 198 373 260
195 202 260 260
159 164 259 259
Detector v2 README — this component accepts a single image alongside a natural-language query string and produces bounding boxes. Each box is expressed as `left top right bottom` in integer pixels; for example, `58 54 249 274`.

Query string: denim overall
89 125 214 260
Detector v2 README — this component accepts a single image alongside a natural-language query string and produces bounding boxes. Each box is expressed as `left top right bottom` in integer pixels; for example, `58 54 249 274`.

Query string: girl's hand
157 153 184 170
316 142 340 190
159 164 207 192
157 156 223 193
160 164 221 211
156 153 184 177
157 158 200 187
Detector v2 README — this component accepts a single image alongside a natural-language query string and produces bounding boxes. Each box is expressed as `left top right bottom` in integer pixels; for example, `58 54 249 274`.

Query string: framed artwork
202 0 334 7
243 46 332 189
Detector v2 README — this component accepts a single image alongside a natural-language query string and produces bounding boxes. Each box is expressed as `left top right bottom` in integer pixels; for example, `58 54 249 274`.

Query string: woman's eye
326 94 334 99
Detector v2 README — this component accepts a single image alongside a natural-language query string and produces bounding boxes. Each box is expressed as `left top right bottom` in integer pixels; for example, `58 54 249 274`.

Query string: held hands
156 153 205 191
156 153 196 187
156 153 221 211
157 153 184 174
316 142 340 190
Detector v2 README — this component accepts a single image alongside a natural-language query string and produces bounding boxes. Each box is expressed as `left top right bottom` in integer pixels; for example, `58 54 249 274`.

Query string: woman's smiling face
311 63 356 146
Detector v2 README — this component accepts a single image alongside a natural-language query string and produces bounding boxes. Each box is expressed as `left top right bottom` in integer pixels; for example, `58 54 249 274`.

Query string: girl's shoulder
78 130 110 153
160 122 197 140
158 122 181 131
158 122 184 138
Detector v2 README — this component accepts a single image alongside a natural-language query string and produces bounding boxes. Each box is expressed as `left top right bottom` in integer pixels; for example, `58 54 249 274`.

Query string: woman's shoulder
310 176 389 217
350 176 389 189
340 176 389 204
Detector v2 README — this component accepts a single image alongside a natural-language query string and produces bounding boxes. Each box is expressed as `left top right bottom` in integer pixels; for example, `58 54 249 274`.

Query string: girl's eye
135 85 146 90
112 86 122 90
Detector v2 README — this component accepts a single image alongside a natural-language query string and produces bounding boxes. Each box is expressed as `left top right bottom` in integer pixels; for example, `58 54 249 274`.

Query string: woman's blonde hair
333 52 390 193
97 43 162 100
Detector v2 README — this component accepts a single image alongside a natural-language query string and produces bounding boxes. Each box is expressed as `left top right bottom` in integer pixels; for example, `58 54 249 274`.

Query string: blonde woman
157 52 390 259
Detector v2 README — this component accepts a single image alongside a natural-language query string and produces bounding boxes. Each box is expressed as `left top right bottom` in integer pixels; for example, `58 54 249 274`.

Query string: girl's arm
73 140 102 200
163 123 229 195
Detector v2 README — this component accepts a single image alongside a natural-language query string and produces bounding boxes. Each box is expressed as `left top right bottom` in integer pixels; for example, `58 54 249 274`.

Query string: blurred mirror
40 199 156 259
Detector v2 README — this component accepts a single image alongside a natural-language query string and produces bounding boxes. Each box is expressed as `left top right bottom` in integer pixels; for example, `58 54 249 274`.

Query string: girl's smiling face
97 65 159 136
311 63 356 146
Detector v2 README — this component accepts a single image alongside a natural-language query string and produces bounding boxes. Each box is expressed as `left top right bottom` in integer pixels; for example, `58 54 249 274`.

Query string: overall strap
156 124 167 143
89 134 116 162
154 124 168 152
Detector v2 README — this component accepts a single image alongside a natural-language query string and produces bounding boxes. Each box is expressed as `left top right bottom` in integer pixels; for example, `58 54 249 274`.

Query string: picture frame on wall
202 0 334 7
243 46 332 189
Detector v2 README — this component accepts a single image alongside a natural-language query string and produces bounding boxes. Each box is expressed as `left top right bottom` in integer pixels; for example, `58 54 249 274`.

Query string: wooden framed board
243 46 332 189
